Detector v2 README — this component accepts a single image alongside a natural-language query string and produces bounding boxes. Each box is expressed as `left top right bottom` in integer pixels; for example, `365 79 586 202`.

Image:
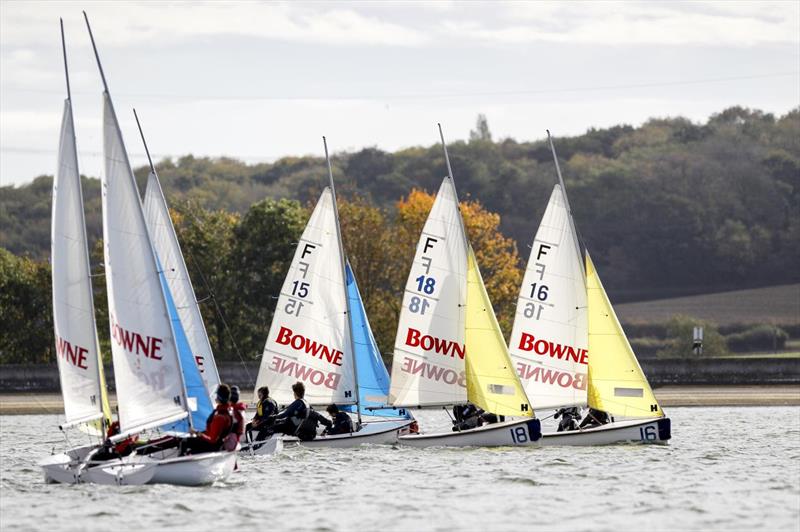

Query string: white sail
51 99 108 427
255 188 356 406
509 184 588 409
143 171 220 392
389 177 468 407
101 93 188 434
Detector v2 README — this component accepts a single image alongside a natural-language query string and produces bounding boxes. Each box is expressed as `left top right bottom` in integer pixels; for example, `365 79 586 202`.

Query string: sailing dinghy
518 133 670 445
43 14 238 486
392 125 541 448
39 20 117 485
248 138 413 450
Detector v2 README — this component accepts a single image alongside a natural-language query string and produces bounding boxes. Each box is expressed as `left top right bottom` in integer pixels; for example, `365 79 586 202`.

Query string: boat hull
281 419 414 448
398 418 542 448
540 417 671 446
240 435 284 456
138 451 237 486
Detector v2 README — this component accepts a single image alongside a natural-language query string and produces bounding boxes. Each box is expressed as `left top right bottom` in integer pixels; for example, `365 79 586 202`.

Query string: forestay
101 93 188 435
51 98 111 427
343 262 410 419
509 184 588 410
389 177 468 407
143 172 220 394
255 188 356 406
585 254 662 419
465 247 533 417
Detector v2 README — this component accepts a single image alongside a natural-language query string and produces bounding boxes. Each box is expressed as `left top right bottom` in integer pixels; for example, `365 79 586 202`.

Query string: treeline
2 105 799 302
0 192 521 364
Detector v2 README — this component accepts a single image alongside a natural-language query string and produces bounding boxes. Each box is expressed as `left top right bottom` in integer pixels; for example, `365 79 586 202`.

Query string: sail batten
509 184 588 410
585 254 662 419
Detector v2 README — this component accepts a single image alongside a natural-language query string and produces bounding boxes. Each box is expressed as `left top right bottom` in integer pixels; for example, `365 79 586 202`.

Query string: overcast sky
1 0 798 186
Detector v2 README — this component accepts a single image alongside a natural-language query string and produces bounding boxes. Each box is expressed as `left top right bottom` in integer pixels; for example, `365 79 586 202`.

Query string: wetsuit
555 407 581 432
269 399 308 437
579 408 610 429
324 412 354 436
246 396 278 442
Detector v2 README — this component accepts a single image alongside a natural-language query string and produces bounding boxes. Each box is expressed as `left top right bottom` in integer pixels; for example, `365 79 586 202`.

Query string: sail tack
255 188 356 406
509 184 588 409
465 247 533 417
51 99 111 427
389 177 468 407
101 93 188 434
585 254 662 419
143 172 220 394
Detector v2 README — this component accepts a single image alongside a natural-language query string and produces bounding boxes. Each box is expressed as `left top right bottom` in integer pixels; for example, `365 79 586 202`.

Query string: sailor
246 386 278 443
180 384 234 455
323 404 354 436
268 381 310 437
554 406 581 432
452 403 483 431
94 413 138 461
578 407 611 429
229 385 246 443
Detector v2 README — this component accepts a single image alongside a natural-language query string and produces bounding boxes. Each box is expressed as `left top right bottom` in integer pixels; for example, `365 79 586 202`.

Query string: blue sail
343 262 411 419
156 258 213 432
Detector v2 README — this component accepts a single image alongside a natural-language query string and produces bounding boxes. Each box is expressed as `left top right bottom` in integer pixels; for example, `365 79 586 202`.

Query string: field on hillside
616 284 800 325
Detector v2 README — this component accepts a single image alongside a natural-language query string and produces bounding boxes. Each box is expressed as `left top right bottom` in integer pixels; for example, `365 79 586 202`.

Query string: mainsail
465 247 533 417
343 262 410 419
388 177 468 407
585 254 662 419
508 184 588 409
143 169 220 393
51 32 111 428
255 188 356 406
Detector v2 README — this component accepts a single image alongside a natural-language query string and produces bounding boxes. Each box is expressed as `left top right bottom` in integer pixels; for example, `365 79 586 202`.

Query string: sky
1 0 798 186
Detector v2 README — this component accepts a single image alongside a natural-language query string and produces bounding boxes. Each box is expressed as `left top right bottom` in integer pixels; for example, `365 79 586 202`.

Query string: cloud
459 1 800 46
0 1 431 49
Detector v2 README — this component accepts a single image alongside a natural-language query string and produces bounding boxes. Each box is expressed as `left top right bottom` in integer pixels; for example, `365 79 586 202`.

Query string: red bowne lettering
56 336 89 369
109 314 163 360
269 355 341 390
275 326 343 366
517 333 588 365
195 355 205 373
400 357 466 387
516 362 587 390
405 328 465 359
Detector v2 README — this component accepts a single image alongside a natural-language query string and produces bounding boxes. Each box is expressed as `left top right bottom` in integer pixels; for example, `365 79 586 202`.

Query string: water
1 407 799 531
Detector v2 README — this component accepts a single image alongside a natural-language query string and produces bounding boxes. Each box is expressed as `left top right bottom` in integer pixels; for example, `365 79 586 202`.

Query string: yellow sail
586 254 662 418
465 247 533 417
82 352 112 436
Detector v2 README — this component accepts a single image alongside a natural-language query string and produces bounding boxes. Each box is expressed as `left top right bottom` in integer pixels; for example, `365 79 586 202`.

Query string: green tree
656 315 728 358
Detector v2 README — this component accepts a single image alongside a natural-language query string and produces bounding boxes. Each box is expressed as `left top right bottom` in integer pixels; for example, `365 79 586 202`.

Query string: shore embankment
1 385 798 415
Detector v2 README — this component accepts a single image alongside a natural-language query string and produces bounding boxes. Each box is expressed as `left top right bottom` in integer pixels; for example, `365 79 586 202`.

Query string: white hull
40 445 237 486
399 418 542 448
279 419 414 449
540 417 671 446
240 435 284 456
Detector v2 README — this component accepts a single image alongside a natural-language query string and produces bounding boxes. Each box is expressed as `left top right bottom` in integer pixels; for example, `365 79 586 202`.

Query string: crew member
554 406 581 432
452 403 483 431
268 382 310 437
323 404 354 436
180 384 234 455
579 407 611 429
229 385 246 443
246 386 278 443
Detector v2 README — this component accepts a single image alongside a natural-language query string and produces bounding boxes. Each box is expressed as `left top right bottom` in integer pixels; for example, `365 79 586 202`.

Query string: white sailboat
526 132 670 445
42 14 238 486
40 20 115 485
394 125 541 448
250 138 412 450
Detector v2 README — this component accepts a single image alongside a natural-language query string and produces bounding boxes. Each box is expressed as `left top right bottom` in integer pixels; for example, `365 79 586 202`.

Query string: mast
546 130 585 278
323 137 362 425
133 109 155 171
83 12 194 430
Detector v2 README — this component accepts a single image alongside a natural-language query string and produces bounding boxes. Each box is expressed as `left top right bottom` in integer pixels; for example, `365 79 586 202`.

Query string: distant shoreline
1 385 797 415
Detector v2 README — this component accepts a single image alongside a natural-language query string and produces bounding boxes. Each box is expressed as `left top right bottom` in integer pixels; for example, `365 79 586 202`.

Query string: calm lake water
1 407 799 531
